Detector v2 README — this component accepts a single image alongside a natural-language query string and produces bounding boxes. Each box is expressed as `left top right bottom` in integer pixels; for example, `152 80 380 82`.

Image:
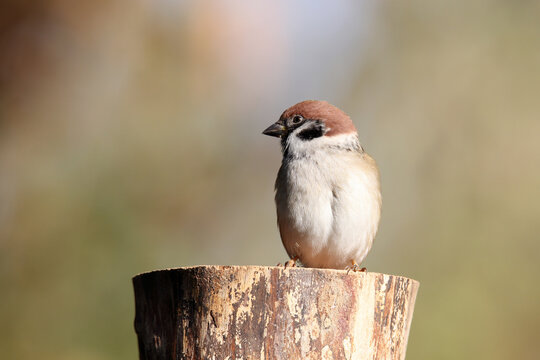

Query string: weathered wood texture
133 265 419 360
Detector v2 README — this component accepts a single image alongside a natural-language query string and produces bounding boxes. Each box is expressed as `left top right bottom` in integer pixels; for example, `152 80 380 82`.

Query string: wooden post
133 265 419 360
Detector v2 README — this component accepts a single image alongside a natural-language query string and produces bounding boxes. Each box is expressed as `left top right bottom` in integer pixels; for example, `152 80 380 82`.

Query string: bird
262 100 381 270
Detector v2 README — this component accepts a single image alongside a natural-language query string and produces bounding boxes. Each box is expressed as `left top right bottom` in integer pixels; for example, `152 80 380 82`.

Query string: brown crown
280 100 356 136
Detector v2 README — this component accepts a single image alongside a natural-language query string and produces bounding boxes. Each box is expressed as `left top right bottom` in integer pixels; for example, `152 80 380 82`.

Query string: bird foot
345 260 367 274
284 257 299 268
277 257 300 268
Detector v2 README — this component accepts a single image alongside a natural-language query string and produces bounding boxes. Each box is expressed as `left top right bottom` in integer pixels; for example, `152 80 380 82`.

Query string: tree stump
133 265 419 360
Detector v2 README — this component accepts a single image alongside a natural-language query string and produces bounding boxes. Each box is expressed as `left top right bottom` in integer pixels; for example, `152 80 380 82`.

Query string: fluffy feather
274 130 381 269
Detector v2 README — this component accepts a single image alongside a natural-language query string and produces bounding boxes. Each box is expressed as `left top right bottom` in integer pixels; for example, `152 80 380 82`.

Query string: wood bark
133 265 419 360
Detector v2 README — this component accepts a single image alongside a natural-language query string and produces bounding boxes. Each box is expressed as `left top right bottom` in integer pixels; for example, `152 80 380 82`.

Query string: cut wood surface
133 265 419 360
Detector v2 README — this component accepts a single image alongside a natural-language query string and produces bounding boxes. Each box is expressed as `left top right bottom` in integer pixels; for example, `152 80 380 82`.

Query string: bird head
263 100 359 153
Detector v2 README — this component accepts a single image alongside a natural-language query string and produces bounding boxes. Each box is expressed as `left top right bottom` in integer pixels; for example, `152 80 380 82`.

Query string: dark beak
262 122 286 137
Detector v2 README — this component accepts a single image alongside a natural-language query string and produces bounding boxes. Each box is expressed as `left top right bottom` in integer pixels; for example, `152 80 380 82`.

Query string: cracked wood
133 265 419 360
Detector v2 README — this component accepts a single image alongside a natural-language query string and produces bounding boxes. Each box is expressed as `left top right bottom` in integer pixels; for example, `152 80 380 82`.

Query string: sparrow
263 100 381 270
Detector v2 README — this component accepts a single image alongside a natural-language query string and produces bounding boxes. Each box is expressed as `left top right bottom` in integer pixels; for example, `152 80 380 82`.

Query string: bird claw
284 258 298 268
345 261 367 274
278 257 300 268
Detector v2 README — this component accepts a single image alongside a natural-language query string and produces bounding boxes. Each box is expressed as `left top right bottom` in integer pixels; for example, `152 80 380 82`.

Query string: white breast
275 133 381 269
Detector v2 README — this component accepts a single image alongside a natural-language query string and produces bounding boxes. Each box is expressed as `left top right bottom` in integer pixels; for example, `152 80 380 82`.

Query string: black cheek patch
296 121 325 141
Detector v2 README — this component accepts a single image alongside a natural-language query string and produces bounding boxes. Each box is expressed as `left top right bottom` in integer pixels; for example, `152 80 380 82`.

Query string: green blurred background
1 1 539 359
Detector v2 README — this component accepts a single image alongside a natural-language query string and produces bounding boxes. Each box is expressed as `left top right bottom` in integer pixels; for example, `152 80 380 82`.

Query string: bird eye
292 115 303 124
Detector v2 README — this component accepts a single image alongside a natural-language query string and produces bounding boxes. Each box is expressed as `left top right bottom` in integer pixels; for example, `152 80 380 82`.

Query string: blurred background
1 1 539 359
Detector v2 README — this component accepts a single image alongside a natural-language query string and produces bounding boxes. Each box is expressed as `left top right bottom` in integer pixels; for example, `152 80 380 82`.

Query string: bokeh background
1 1 539 359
